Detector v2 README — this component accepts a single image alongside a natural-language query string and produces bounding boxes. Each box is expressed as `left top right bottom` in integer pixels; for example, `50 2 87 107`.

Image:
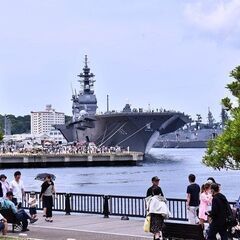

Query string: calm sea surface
1 149 239 200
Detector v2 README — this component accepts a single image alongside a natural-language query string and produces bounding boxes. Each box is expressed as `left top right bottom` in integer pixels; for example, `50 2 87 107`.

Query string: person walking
40 175 56 222
146 186 170 240
199 183 212 227
207 183 229 240
146 176 164 197
0 174 10 198
10 171 25 208
186 174 200 224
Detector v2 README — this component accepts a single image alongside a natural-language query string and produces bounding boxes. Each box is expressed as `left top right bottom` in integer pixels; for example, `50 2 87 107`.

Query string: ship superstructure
55 56 190 153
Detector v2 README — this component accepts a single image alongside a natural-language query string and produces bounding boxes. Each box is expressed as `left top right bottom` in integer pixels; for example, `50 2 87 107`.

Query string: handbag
143 214 151 232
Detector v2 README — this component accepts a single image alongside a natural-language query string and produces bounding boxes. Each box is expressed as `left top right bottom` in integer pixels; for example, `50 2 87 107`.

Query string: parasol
35 173 56 181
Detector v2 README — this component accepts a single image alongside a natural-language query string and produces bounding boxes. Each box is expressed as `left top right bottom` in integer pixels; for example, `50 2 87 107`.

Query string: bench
162 222 205 240
0 208 22 232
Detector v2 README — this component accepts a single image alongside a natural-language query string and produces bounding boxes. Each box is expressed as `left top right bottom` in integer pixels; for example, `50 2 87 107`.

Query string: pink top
198 192 212 221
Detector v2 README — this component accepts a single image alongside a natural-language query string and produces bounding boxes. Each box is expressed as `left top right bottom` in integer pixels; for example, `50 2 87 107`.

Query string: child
198 183 212 227
28 191 38 219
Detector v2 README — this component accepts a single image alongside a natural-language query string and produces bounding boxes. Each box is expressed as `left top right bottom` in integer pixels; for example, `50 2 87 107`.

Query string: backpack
225 200 237 228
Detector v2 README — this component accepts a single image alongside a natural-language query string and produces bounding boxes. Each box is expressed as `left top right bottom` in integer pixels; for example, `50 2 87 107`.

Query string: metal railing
23 191 237 221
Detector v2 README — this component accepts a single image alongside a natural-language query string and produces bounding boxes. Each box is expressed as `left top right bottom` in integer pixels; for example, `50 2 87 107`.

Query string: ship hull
154 140 207 148
56 112 190 153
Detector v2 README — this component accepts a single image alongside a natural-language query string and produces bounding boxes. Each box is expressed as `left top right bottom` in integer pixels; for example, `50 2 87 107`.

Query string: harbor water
1 148 239 201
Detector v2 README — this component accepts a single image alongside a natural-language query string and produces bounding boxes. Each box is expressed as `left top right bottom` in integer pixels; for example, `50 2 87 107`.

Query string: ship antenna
85 55 88 67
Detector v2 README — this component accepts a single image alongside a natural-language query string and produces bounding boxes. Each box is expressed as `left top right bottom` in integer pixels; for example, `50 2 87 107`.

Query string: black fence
23 191 237 222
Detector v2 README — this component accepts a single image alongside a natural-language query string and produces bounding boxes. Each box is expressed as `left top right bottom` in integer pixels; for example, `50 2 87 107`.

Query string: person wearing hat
0 174 10 198
146 176 164 198
1 191 38 232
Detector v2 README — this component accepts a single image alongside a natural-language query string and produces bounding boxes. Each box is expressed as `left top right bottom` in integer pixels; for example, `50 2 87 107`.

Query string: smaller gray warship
55 56 190 153
154 109 227 148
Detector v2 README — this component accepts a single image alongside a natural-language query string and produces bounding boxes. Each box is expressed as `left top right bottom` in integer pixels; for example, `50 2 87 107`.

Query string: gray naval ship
154 109 227 148
55 56 190 153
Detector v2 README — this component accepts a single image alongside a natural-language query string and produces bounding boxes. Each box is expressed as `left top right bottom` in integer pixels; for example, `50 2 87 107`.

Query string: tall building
31 105 65 135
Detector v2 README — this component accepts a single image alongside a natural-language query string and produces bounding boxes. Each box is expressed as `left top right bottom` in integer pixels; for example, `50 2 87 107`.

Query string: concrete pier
8 213 151 240
0 152 143 168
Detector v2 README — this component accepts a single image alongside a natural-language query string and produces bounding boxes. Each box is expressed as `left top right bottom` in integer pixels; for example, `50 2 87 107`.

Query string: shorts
29 207 37 215
0 222 4 230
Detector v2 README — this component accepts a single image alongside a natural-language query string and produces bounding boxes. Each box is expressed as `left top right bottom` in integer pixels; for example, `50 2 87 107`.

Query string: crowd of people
0 171 56 236
145 174 240 240
0 143 125 155
0 171 239 239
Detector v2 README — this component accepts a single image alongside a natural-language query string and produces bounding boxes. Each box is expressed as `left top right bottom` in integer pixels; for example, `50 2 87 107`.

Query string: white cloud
184 0 240 38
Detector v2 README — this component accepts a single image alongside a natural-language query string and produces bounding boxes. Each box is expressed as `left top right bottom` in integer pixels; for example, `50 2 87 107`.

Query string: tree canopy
203 66 240 170
0 114 72 135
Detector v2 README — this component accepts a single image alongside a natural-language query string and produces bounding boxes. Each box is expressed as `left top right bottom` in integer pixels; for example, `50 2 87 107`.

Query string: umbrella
35 173 56 181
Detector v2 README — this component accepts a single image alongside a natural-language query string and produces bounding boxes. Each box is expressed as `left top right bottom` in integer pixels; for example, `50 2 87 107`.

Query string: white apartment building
31 104 65 135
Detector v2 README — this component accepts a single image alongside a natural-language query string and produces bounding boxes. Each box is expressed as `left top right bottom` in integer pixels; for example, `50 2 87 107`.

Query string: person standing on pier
186 174 200 224
198 183 212 227
207 183 229 240
40 175 56 222
10 171 25 208
146 186 170 240
0 174 10 198
146 176 164 197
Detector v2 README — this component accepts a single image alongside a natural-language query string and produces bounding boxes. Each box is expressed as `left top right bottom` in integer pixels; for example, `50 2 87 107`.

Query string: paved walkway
8 213 152 240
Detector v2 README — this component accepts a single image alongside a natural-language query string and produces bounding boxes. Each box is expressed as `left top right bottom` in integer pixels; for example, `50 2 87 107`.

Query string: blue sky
1 0 240 122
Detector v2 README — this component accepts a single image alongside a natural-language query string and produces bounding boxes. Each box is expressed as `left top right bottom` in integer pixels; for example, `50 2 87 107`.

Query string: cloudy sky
1 0 240 122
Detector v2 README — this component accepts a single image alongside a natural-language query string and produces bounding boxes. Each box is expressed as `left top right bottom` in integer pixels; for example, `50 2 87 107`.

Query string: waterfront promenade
8 213 151 240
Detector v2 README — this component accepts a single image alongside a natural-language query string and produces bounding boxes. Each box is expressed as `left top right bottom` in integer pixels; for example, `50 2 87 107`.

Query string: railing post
103 195 110 218
65 193 71 215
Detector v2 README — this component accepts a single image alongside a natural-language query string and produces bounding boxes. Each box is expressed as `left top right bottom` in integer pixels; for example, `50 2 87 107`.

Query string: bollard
65 193 71 215
121 215 129 220
103 195 110 218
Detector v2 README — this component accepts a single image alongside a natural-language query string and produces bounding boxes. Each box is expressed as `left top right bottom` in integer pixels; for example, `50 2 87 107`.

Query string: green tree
203 66 240 170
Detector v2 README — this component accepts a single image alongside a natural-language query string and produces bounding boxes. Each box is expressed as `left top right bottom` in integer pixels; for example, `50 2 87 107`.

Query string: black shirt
187 183 200 206
146 185 164 197
211 193 229 226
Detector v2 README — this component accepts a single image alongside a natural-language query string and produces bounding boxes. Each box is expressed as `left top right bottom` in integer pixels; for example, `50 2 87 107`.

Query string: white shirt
10 179 24 202
28 197 37 207
146 195 170 218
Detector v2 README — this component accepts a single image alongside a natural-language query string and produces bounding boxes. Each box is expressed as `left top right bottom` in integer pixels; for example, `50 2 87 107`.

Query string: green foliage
0 114 72 135
203 65 240 170
203 110 240 170
0 114 30 134
0 131 3 141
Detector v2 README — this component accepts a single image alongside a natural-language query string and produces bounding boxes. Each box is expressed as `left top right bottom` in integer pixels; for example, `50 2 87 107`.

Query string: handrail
22 191 237 221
